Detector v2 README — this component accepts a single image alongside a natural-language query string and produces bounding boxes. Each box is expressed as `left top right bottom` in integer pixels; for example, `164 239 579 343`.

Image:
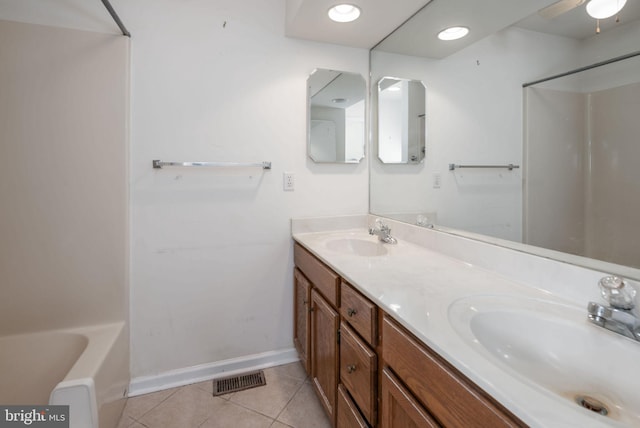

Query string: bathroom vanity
294 242 522 428
292 215 640 428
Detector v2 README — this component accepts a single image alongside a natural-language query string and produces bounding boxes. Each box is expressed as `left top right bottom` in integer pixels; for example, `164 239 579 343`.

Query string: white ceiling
516 0 640 39
1 0 638 57
286 0 640 58
309 70 365 108
374 0 558 58
285 0 431 49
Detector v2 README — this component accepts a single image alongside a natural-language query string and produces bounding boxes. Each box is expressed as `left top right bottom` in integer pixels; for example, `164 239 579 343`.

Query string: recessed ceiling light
437 26 470 41
328 4 361 23
332 98 348 103
586 0 627 19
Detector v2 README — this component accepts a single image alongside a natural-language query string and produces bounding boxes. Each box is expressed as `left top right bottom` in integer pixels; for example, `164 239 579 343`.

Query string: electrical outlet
433 173 442 189
283 172 295 191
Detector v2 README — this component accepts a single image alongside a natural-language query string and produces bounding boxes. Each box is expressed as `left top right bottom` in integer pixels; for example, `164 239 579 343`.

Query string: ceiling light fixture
586 0 626 34
437 26 470 41
328 4 361 23
586 0 626 19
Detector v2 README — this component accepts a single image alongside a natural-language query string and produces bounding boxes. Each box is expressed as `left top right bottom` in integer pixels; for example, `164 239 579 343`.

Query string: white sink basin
448 295 640 426
324 238 388 257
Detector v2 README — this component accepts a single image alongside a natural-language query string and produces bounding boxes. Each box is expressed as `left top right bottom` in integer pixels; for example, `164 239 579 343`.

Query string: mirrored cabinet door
307 69 366 163
377 77 426 164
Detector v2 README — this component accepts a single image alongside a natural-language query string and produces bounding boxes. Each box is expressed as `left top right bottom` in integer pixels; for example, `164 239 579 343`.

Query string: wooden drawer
382 315 525 428
337 384 370 428
340 281 377 346
340 322 377 426
295 243 340 307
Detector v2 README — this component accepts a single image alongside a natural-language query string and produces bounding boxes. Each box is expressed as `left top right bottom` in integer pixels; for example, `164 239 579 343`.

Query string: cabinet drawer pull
347 308 357 317
346 364 357 373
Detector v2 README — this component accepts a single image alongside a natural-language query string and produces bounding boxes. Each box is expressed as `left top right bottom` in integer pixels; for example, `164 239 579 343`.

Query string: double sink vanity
291 215 640 428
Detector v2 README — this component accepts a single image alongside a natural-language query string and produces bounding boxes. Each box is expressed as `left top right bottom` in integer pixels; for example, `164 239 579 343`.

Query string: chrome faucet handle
369 219 398 244
375 218 387 229
599 276 636 310
369 218 387 233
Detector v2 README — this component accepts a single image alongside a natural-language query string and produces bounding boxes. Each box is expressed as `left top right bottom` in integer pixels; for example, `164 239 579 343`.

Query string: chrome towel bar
449 163 520 171
152 160 272 170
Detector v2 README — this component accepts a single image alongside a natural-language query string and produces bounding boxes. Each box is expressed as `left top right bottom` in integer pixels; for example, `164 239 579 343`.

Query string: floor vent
212 370 266 396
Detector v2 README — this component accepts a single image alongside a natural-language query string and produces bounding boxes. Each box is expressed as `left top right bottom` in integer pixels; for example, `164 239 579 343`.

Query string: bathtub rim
46 321 128 428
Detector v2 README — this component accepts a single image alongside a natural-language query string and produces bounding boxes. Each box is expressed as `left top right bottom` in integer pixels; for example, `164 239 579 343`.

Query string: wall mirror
369 0 640 279
307 69 366 163
377 77 426 164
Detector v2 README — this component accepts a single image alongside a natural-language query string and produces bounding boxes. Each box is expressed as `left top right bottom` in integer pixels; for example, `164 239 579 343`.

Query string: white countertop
292 215 637 428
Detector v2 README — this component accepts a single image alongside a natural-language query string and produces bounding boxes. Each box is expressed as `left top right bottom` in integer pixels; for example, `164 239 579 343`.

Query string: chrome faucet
587 276 640 342
369 219 397 244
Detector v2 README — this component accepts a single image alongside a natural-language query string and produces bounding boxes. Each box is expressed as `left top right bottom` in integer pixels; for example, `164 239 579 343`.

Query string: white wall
0 20 129 336
378 89 403 162
310 107 343 161
119 0 369 378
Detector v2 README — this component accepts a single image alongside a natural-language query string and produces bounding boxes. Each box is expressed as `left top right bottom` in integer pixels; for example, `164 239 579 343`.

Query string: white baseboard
128 348 299 397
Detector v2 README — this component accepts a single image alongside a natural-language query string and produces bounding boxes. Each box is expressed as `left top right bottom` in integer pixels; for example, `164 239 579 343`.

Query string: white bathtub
0 322 129 428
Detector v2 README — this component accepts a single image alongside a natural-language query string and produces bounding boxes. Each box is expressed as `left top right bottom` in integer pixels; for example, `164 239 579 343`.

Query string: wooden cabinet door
337 384 369 428
380 368 440 428
294 268 311 374
311 288 340 427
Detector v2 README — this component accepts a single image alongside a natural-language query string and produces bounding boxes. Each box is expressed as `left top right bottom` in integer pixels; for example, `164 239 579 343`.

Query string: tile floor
117 362 332 428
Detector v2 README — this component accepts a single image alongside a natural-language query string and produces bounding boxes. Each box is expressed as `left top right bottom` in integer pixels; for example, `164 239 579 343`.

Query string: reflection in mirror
524 54 640 270
307 69 365 163
377 77 426 164
369 0 640 278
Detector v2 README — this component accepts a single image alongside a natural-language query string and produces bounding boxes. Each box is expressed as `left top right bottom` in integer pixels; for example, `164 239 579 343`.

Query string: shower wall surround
0 20 129 336
525 81 640 267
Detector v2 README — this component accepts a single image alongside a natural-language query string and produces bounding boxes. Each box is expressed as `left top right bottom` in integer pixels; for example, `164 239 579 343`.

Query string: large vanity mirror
377 77 426 164
370 0 640 279
307 69 366 163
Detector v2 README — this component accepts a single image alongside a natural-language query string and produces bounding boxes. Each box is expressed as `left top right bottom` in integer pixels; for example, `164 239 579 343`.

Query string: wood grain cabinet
293 242 527 428
380 368 440 428
381 315 526 428
339 322 377 426
340 281 377 346
293 268 311 373
311 288 340 424
294 244 341 426
337 384 370 428
338 281 378 427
